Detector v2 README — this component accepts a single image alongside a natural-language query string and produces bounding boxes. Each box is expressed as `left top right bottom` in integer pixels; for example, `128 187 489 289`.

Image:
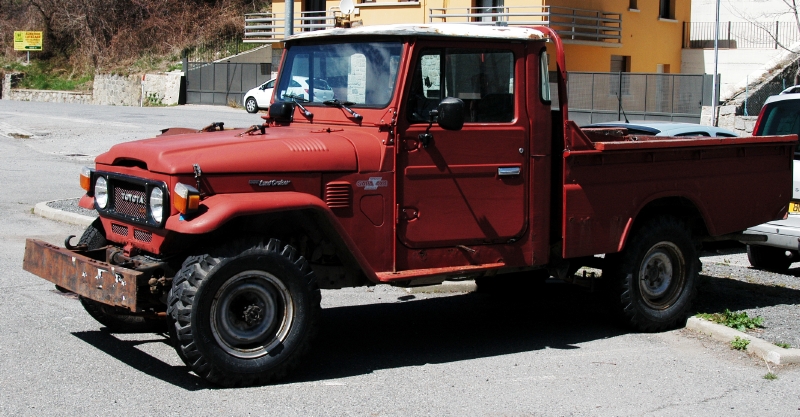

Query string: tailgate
22 239 140 311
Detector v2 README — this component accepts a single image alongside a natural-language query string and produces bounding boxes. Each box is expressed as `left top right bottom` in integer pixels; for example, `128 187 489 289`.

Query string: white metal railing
244 11 337 42
428 6 621 45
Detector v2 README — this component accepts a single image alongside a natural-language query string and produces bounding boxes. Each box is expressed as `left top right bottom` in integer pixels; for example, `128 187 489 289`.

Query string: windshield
756 99 800 155
277 41 403 107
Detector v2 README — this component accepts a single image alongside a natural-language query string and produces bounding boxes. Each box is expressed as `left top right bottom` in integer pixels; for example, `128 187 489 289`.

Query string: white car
281 76 335 103
742 87 800 271
244 78 275 113
583 120 739 137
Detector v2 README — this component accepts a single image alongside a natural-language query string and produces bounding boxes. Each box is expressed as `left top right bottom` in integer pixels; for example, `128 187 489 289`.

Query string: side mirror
437 97 465 131
269 101 294 122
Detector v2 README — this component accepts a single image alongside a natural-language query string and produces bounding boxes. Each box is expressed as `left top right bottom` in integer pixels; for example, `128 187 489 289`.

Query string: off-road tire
77 219 164 333
245 97 258 113
167 239 321 387
603 217 700 332
746 244 792 272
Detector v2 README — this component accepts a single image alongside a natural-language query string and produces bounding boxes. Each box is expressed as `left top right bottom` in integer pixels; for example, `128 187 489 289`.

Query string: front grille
111 223 129 236
134 229 153 242
325 182 351 209
112 182 148 222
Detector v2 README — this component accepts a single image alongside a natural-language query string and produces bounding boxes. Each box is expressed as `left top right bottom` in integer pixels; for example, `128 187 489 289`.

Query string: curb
404 280 477 294
33 201 96 227
686 317 800 365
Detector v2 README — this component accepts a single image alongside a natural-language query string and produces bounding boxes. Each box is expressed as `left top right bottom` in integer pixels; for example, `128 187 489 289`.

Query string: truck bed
560 122 797 259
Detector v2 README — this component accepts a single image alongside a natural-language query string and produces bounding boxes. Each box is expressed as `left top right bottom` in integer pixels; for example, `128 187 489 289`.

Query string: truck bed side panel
561 137 794 259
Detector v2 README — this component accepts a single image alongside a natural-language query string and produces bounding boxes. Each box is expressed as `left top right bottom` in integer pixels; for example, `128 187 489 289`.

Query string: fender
164 191 379 282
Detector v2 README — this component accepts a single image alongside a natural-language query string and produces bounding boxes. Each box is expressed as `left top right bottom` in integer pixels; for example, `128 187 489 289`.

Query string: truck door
397 44 529 249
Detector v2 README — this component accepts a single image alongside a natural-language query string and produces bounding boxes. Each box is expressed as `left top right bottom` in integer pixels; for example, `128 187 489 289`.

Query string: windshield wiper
283 93 313 120
323 99 362 121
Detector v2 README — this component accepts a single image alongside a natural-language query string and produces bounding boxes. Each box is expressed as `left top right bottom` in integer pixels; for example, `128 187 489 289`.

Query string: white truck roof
287 23 547 42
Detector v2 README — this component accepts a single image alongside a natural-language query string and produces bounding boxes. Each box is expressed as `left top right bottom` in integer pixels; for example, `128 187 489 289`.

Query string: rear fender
164 192 378 282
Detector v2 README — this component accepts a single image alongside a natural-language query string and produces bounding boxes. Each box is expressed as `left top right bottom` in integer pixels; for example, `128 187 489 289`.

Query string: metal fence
183 37 261 62
565 72 714 125
684 21 800 49
185 62 273 106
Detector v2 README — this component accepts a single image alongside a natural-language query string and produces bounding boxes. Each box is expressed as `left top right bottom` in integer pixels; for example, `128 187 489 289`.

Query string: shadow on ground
68 269 800 388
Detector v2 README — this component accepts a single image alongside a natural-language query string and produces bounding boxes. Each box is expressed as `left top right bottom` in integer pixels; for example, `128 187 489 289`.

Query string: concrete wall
682 49 785 100
2 71 183 107
217 45 272 64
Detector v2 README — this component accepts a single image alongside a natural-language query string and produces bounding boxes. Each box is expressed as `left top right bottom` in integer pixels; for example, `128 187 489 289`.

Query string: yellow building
249 0 689 74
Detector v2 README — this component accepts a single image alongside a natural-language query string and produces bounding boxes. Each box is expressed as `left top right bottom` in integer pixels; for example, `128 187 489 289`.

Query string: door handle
498 167 521 176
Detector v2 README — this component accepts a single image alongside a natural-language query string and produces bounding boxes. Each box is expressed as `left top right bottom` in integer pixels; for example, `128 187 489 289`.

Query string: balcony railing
428 6 622 45
683 21 800 49
244 11 336 42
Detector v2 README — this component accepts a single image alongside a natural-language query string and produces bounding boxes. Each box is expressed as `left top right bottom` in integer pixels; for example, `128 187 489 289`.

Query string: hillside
1 0 269 88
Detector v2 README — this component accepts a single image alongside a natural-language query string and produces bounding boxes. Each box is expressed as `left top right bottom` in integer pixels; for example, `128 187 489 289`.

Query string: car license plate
790 201 800 214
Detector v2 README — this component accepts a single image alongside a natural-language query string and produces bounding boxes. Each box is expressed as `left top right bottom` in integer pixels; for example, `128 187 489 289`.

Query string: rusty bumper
23 239 141 311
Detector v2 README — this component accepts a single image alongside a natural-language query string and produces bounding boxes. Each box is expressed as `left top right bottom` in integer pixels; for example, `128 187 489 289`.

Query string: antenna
616 93 630 124
339 0 354 15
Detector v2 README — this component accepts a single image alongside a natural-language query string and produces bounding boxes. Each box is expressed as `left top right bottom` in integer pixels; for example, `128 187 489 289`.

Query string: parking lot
1 100 798 416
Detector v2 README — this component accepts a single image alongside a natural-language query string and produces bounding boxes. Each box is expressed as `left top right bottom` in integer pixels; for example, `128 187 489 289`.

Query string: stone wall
2 71 184 106
91 74 141 106
700 105 758 136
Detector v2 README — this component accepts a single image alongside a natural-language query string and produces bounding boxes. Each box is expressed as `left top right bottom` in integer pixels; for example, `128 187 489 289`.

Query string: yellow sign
14 31 43 51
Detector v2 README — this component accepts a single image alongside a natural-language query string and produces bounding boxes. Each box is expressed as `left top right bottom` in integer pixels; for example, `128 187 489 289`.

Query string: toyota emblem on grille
120 192 146 205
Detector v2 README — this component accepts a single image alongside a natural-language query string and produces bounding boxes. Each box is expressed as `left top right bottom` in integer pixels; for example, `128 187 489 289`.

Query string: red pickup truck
23 24 795 386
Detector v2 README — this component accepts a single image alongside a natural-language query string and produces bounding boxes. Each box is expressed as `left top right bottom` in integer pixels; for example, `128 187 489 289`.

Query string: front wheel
167 239 320 387
245 97 259 113
603 217 699 332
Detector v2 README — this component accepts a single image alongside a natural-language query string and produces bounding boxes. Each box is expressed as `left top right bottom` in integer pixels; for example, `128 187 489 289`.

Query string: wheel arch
619 196 709 252
165 192 375 286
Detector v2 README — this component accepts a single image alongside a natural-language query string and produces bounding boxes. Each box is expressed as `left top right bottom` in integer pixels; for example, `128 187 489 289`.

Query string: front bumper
22 239 142 311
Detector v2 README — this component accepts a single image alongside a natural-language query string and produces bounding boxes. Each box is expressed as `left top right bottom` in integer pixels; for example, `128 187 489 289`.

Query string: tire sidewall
191 249 315 375
245 97 258 113
619 218 699 330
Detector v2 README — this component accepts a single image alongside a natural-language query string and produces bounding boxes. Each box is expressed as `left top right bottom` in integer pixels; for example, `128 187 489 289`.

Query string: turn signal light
174 183 200 215
80 166 93 192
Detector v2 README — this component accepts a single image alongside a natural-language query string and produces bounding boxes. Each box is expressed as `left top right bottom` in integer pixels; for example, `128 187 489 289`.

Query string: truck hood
95 126 373 174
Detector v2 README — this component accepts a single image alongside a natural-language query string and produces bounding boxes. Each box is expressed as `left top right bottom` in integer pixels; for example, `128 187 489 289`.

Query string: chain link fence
565 72 714 125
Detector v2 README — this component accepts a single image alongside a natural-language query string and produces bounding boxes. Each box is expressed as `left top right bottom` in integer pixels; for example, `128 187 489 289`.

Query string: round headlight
95 176 108 209
150 187 164 223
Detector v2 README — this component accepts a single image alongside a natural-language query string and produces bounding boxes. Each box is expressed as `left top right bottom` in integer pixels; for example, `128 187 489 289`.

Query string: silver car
583 120 739 137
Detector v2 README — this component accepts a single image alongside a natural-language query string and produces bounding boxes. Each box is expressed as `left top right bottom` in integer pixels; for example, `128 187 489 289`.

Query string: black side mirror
269 101 294 122
437 97 465 131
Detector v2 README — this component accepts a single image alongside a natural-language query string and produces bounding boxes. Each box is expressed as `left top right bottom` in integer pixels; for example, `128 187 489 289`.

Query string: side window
407 48 515 123
540 50 551 103
265 80 275 89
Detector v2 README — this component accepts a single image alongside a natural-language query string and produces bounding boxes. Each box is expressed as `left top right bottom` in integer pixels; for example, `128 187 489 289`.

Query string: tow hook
64 235 87 251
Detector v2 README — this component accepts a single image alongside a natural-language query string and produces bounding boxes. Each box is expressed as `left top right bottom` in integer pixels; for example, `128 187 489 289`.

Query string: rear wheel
77 219 164 333
603 217 699 332
746 245 792 272
245 97 258 113
167 239 321 387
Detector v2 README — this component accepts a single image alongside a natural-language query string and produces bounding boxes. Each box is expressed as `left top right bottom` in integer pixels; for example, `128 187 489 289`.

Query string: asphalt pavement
2 100 799 416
